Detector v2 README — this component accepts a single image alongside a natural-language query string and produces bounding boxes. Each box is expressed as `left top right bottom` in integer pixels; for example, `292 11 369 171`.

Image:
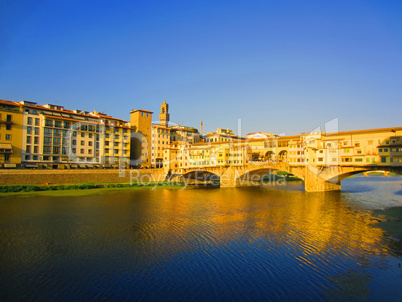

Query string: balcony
0 120 14 125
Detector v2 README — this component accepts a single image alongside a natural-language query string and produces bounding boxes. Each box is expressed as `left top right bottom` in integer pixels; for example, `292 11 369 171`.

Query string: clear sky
1 0 401 136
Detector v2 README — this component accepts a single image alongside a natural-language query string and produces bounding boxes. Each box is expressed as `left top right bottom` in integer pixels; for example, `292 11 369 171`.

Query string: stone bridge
179 163 401 192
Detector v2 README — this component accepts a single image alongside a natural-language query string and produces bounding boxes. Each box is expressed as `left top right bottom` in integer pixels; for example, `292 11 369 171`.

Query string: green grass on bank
0 181 186 193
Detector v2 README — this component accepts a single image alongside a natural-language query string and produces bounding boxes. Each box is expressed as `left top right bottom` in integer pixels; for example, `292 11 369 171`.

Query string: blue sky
1 0 401 135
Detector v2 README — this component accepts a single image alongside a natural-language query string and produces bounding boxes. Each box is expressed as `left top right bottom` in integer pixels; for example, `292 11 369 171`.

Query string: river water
0 176 402 301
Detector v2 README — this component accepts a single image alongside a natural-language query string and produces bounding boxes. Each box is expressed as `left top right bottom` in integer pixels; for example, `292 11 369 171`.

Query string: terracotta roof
325 127 402 136
0 99 21 106
153 124 170 130
42 115 100 125
131 109 153 113
93 114 128 123
171 125 198 132
247 135 301 142
0 99 128 123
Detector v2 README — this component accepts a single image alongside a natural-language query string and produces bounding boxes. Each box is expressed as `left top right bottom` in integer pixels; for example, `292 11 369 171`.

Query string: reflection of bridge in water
177 162 402 192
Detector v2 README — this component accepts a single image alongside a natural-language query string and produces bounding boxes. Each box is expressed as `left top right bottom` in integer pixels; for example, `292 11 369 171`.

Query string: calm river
1 176 402 301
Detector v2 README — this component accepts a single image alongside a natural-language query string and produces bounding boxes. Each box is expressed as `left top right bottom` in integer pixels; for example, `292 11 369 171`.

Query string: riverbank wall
0 169 166 186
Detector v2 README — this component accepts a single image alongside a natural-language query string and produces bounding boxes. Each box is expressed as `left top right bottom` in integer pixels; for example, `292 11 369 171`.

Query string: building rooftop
131 109 153 113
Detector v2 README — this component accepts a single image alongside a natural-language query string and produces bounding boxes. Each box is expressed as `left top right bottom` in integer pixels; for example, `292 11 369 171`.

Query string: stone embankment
0 169 166 186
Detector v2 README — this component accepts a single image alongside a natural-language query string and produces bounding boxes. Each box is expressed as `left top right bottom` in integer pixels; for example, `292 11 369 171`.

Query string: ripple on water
0 177 401 301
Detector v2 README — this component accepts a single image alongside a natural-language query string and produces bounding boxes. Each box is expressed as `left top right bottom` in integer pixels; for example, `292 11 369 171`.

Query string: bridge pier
304 167 341 192
219 166 240 187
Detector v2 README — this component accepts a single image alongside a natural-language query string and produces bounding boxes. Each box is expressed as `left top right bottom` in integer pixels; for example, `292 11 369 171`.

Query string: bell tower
159 99 170 127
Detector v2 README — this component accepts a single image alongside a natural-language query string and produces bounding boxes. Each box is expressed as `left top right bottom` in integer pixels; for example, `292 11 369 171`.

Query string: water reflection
0 177 401 301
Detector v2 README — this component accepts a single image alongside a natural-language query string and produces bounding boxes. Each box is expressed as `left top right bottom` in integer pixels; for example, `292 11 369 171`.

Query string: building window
43 156 50 161
34 127 39 135
25 155 31 160
81 133 85 138
34 146 38 153
35 118 40 126
27 117 32 125
27 126 32 134
381 157 387 163
45 120 52 127
80 149 84 154
5 134 11 140
26 145 31 153
80 141 84 146
26 136 31 144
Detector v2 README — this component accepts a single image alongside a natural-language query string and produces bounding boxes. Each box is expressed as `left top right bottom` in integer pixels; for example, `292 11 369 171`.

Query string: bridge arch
277 150 288 163
326 170 368 184
327 167 396 183
182 170 220 182
263 151 275 161
235 168 282 185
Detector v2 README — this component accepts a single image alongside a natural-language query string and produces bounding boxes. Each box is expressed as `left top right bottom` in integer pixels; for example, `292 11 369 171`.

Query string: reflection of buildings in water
0 188 391 273
130 188 390 265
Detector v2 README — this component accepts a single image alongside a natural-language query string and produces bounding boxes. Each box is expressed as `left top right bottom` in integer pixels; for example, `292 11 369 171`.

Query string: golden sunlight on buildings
1 97 401 174
0 100 23 166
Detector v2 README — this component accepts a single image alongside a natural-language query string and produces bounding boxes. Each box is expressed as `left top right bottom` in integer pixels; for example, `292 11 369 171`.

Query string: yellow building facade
130 109 153 167
1 99 131 169
0 100 23 167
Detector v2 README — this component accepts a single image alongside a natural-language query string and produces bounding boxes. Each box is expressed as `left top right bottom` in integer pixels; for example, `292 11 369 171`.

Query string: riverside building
0 100 23 167
0 99 131 169
130 99 201 168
